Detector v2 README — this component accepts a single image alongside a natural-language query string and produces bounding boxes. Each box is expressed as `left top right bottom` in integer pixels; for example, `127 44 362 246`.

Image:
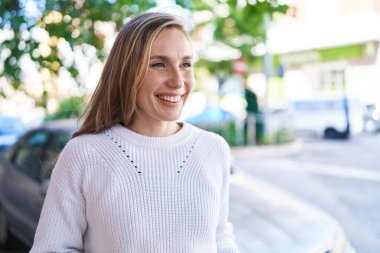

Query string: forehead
151 27 192 55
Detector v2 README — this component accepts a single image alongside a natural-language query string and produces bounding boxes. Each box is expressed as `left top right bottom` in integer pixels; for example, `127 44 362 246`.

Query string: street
232 133 380 253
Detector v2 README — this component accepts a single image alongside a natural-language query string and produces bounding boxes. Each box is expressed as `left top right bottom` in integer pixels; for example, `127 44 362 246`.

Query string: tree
0 0 287 113
44 96 86 121
0 0 156 108
191 0 288 76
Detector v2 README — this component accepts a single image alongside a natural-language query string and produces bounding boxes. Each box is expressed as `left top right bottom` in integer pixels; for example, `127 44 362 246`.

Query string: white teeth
158 95 182 103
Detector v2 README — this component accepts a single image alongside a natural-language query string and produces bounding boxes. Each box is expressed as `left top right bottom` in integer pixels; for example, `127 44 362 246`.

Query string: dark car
0 122 74 248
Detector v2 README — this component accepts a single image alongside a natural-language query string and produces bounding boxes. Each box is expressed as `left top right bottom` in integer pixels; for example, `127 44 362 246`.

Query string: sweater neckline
109 122 192 149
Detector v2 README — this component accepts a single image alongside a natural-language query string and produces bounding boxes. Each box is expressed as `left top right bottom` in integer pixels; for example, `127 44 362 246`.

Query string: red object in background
233 57 247 76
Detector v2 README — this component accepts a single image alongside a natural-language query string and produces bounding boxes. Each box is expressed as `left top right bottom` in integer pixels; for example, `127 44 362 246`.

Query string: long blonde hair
73 12 187 137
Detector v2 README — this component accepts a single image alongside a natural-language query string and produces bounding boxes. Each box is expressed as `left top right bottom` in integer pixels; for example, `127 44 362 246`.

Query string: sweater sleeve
215 137 240 253
30 137 95 253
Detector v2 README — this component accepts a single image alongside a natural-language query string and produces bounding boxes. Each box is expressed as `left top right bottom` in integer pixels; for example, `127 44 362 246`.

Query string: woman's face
134 27 194 126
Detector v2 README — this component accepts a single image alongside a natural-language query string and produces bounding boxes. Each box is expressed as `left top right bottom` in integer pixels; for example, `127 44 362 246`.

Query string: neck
126 120 181 137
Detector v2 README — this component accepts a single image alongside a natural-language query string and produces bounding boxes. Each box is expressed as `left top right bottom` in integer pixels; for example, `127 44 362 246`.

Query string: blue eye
181 62 192 68
151 62 165 68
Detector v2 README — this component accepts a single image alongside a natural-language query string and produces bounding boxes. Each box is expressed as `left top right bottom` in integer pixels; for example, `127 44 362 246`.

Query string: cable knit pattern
30 123 239 253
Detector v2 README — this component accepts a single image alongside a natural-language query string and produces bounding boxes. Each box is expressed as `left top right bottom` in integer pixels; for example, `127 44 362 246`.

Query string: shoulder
62 134 94 156
187 123 230 154
58 131 108 168
51 132 109 187
187 124 231 177
66 130 107 151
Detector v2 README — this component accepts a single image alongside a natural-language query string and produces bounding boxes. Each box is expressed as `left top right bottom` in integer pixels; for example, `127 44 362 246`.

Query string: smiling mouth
157 95 183 103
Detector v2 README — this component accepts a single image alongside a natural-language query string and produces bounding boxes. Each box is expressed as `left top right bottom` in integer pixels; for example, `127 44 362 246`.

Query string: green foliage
1 0 288 109
44 96 86 121
0 0 156 102
257 127 295 145
191 120 238 146
191 0 288 76
195 59 232 76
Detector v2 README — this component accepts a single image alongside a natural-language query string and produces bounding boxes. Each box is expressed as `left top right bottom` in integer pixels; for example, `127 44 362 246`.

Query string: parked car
363 103 380 133
0 116 27 152
0 120 74 248
0 121 355 253
290 97 364 137
186 106 238 145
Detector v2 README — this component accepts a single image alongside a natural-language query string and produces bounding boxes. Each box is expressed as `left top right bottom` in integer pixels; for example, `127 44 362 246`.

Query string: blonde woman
30 12 239 253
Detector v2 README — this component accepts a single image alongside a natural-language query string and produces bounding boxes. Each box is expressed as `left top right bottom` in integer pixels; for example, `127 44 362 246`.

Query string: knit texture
30 123 239 253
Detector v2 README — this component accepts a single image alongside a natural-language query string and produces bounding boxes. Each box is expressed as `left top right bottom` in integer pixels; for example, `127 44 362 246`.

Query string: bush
45 96 86 121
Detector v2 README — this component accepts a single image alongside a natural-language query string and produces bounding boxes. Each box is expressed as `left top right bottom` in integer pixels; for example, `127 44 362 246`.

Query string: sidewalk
227 139 356 253
228 140 303 252
228 170 301 253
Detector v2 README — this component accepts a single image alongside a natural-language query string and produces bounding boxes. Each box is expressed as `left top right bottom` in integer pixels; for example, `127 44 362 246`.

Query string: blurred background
0 0 379 253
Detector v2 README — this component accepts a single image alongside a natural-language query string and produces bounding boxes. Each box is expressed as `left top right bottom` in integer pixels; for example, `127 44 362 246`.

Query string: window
40 131 70 180
12 131 50 180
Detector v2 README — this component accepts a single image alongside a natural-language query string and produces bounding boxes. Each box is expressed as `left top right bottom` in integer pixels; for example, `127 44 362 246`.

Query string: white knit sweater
30 123 239 253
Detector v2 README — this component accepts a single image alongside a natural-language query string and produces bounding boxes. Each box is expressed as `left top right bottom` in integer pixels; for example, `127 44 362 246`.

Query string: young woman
31 12 239 253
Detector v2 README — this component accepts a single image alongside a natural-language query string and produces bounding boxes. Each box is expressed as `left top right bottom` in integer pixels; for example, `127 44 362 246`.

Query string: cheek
138 77 157 97
185 73 195 91
136 86 151 108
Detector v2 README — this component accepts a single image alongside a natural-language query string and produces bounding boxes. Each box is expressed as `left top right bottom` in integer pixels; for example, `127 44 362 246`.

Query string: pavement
228 138 358 253
228 139 306 253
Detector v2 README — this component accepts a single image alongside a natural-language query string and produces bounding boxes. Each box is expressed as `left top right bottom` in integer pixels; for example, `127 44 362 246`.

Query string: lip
155 92 186 96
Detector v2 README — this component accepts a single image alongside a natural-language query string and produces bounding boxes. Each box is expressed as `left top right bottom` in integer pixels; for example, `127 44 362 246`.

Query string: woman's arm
215 138 240 253
30 138 89 253
30 178 86 252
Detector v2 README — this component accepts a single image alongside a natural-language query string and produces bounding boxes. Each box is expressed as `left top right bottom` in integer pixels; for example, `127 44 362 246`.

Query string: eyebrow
150 55 192 61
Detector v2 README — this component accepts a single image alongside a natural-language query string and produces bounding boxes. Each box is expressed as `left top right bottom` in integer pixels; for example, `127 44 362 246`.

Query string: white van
290 97 364 137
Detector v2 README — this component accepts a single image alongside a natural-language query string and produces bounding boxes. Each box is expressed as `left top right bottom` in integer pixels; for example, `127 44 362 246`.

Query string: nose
168 67 184 89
